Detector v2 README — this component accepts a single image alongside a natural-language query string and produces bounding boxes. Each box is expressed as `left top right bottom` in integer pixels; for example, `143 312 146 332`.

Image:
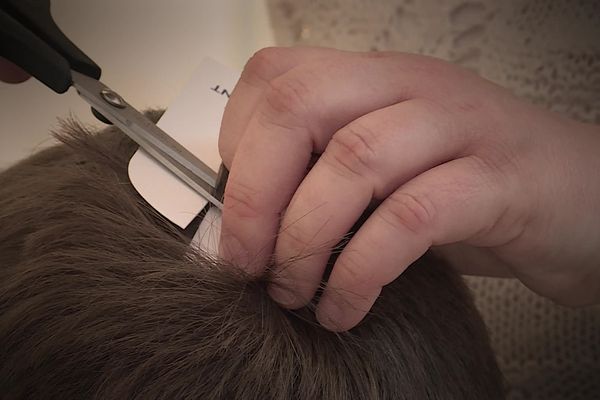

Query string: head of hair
0 111 504 399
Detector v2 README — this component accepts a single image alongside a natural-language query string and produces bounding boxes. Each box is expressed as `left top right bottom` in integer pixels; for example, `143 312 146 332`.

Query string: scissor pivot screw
100 89 126 108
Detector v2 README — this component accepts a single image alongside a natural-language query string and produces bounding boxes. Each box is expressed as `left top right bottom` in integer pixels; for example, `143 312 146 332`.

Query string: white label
128 57 240 229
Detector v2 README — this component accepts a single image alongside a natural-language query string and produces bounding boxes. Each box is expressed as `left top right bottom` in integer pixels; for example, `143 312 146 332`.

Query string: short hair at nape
0 111 504 399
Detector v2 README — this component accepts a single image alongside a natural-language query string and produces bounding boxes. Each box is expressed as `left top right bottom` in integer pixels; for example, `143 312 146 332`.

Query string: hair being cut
0 111 504 399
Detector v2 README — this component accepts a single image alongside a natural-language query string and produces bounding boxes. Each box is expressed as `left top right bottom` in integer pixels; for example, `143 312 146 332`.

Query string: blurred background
0 0 274 169
3 0 597 170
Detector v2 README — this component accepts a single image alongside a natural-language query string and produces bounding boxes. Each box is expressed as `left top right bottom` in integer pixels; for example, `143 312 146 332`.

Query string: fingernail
316 299 346 332
268 285 299 308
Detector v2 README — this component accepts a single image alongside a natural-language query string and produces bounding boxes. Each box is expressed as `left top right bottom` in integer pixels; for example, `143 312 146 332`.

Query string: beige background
0 0 274 169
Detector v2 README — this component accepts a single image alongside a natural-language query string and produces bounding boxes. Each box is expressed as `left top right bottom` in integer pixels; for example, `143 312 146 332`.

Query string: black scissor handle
0 0 100 93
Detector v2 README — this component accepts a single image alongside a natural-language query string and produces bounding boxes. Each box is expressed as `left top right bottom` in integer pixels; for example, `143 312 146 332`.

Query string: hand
0 57 30 83
218 47 600 331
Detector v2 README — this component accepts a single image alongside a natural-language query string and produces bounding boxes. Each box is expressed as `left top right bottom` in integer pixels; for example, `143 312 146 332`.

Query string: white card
128 57 240 228
191 206 223 255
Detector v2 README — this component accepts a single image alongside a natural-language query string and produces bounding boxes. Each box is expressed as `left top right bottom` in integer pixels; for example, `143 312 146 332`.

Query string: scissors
0 0 226 209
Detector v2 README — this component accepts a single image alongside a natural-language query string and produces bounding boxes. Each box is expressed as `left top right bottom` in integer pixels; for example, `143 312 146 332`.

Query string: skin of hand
0 57 30 83
218 47 600 332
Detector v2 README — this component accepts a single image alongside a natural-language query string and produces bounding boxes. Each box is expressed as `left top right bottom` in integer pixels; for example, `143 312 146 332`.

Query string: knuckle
280 224 312 257
322 123 378 179
470 139 521 177
335 250 376 289
378 192 436 236
240 47 287 85
263 74 311 119
223 180 263 219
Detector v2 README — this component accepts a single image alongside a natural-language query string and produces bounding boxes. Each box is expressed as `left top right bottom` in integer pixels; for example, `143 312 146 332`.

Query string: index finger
219 47 340 168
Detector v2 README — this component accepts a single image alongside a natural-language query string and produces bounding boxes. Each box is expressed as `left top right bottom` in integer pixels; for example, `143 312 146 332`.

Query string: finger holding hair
316 156 521 331
219 52 442 272
268 98 471 307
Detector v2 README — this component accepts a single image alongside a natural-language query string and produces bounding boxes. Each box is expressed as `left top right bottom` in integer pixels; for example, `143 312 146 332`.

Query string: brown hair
0 112 504 399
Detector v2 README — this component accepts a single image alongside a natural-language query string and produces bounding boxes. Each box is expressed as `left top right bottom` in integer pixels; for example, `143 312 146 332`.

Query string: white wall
0 0 274 169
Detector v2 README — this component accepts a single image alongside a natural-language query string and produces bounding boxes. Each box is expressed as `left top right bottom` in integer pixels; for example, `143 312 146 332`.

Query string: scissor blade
71 70 223 210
